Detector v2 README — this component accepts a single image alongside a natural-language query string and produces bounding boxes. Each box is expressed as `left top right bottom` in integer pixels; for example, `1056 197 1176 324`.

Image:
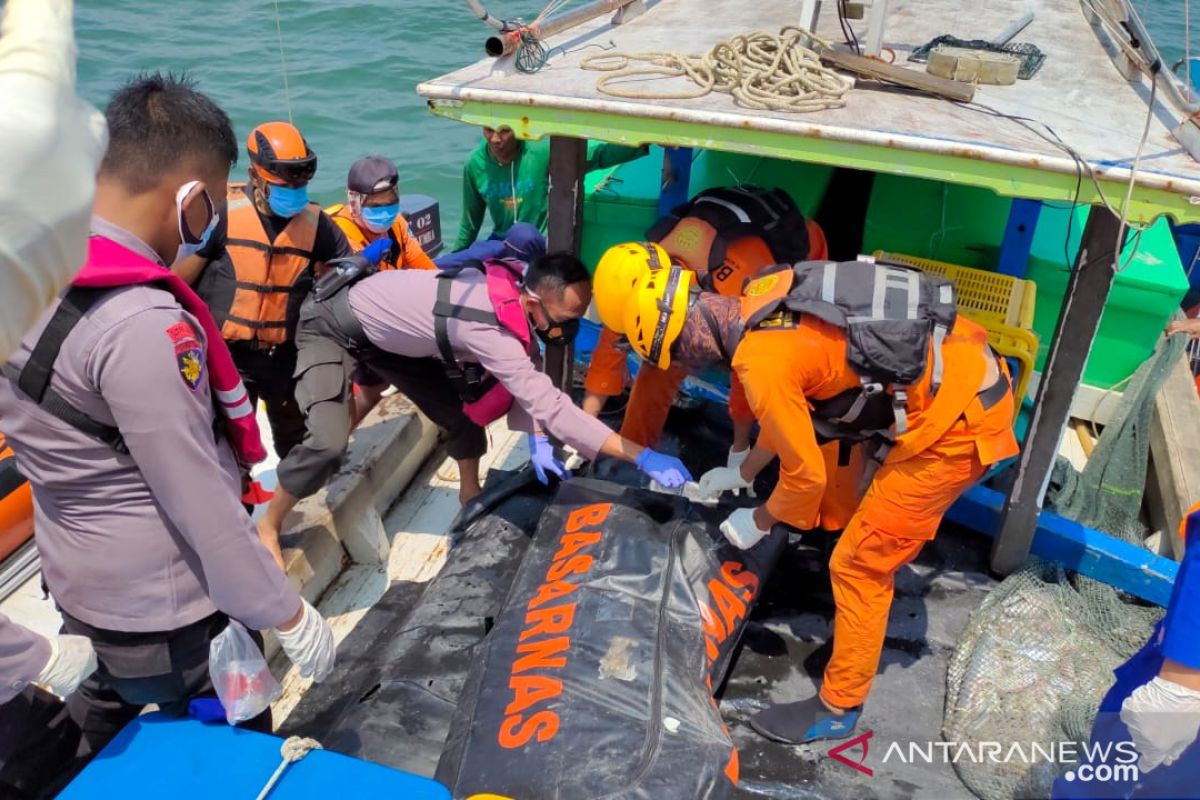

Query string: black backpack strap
433 274 499 403
3 287 128 454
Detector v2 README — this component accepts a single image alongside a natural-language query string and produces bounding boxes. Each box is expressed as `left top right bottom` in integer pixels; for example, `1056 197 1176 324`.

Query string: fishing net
908 36 1046 79
944 334 1185 800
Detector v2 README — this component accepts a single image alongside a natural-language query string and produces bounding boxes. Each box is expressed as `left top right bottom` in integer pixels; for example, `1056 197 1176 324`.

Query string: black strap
0 453 25 500
433 278 485 402
5 287 128 454
17 287 104 403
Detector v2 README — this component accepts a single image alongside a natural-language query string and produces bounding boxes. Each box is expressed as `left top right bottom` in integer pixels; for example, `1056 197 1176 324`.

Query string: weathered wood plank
1147 349 1200 558
819 47 976 103
992 206 1123 574
546 135 587 392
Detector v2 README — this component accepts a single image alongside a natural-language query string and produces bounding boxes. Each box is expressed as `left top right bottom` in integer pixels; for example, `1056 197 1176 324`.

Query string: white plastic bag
208 620 282 724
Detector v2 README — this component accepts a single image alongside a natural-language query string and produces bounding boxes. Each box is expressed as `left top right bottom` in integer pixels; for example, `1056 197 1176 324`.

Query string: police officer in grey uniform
0 74 335 787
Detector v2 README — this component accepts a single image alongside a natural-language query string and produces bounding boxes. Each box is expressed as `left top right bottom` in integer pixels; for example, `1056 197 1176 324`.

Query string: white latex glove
35 633 97 697
274 600 335 682
0 0 108 362
698 465 756 500
726 446 750 471
1120 676 1200 772
719 507 772 550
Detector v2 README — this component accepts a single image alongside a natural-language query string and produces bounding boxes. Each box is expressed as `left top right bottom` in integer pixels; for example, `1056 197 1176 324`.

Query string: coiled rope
580 27 853 113
255 736 322 800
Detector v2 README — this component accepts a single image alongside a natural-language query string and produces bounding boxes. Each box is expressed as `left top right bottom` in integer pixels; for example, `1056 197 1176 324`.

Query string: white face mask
173 180 219 264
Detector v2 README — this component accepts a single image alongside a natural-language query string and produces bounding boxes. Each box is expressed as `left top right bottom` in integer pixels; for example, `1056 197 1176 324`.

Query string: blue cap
504 223 546 261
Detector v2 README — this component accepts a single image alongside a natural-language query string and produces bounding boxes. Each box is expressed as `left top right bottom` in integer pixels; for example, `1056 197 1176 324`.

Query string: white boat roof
418 0 1200 224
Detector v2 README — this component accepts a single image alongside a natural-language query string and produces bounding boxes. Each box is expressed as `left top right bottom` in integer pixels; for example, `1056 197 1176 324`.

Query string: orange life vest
327 203 417 272
0 434 33 562
219 188 319 344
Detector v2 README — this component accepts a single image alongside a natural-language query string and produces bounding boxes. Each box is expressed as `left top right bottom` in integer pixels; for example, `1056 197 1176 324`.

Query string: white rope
581 27 853 113
271 0 294 125
255 736 322 800
1113 78 1157 272
1187 0 1193 103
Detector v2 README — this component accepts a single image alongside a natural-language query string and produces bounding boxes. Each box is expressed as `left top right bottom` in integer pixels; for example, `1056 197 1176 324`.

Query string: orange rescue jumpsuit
732 312 1019 709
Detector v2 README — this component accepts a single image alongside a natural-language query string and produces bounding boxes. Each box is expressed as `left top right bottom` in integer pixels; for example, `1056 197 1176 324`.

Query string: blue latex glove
634 448 692 489
529 434 571 485
361 237 392 265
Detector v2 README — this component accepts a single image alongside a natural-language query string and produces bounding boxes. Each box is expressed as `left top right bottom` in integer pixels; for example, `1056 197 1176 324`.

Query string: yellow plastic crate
872 251 1039 413
873 251 1037 330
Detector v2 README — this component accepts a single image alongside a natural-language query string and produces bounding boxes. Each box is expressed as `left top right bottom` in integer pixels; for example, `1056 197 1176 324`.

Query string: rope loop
581 27 853 113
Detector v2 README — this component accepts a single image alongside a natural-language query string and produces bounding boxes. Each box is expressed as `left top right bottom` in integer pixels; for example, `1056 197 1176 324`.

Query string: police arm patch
166 322 205 391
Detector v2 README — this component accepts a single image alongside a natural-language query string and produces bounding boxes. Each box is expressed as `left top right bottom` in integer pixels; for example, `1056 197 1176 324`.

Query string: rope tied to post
255 736 323 800
580 27 853 113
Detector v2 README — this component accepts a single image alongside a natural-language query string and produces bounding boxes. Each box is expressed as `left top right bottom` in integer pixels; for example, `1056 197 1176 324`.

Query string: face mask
266 183 309 218
174 181 218 263
360 203 400 234
526 291 580 346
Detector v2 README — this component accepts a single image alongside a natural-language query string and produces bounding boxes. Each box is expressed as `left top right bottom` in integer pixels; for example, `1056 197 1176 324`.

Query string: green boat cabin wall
861 174 1187 389
580 148 833 270
578 153 1187 391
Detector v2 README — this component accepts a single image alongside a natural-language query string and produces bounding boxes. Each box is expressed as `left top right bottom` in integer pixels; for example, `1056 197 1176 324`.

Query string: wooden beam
991 205 1124 574
1147 349 1200 558
546 135 587 392
819 48 976 103
949 484 1179 607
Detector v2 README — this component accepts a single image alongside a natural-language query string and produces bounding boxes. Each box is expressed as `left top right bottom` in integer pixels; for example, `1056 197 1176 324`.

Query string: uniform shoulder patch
744 273 780 297
166 322 205 391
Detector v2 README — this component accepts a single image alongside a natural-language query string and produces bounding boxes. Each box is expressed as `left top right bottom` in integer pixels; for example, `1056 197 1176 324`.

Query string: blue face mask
266 183 309 218
360 203 400 234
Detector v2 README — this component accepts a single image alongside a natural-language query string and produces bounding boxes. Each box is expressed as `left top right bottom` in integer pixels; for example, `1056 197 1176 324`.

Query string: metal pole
990 205 1124 574
486 0 638 57
545 136 587 392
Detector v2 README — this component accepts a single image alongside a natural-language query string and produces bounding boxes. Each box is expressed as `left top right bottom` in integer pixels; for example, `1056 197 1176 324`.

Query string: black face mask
531 298 580 346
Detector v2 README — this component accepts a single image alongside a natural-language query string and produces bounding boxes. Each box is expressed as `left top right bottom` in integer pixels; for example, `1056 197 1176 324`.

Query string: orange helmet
247 121 317 186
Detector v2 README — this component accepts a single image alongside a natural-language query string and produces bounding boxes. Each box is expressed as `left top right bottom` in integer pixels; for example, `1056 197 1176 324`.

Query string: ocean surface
74 1 1195 242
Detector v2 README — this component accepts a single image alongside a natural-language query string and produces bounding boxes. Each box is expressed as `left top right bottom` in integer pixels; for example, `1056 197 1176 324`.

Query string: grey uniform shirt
0 220 300 644
348 269 613 458
0 614 50 701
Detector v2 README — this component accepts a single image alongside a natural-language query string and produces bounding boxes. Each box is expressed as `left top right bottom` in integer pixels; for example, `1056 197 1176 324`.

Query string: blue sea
73 1 1195 241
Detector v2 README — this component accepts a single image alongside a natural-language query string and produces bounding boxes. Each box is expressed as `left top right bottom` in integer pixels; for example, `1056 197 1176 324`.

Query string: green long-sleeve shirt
452 138 649 252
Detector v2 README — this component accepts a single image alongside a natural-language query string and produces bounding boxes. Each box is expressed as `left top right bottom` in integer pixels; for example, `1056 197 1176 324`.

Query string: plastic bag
208 620 281 724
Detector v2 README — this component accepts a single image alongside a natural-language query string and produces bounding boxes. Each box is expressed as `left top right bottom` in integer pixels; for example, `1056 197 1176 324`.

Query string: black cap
347 155 398 194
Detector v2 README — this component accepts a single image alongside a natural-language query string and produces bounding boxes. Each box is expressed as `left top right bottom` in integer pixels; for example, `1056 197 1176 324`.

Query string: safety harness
2 288 129 453
432 258 533 426
743 259 958 446
647 186 811 290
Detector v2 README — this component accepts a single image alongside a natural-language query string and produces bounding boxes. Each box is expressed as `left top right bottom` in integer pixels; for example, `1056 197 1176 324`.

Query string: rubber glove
528 433 570 484
1120 675 1200 772
698 465 756 499
634 448 692 489
0 0 108 362
35 633 97 697
360 237 391 266
727 446 750 471
719 507 772 550
275 600 335 682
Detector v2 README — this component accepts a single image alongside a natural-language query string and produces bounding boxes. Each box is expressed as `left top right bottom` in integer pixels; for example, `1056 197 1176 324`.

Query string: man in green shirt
451 125 649 252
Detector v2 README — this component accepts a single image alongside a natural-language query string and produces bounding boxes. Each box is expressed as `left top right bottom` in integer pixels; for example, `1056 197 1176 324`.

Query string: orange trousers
819 387 1015 710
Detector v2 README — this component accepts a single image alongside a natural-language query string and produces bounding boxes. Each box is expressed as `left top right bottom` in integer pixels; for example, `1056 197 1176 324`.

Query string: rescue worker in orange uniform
195 121 351 459
600 259 1019 744
326 155 437 421
582 187 828 459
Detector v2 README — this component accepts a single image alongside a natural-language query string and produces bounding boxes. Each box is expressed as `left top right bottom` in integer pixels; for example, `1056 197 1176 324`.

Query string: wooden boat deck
418 0 1200 224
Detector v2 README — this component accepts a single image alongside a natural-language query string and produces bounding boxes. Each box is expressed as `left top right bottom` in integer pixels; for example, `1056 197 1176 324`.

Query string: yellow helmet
623 266 694 370
592 241 669 333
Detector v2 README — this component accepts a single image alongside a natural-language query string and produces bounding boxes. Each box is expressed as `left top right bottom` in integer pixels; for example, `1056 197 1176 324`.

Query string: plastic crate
874 251 1036 329
873 251 1039 414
